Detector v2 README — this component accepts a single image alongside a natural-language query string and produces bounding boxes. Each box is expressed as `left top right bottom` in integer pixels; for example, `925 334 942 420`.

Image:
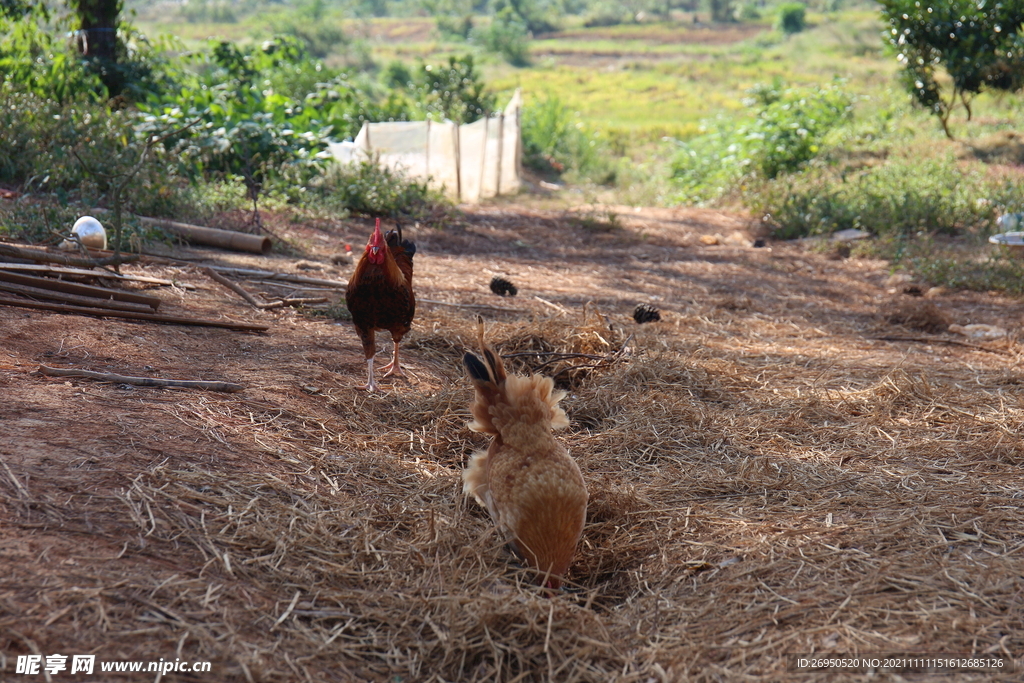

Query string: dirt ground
1 201 1023 682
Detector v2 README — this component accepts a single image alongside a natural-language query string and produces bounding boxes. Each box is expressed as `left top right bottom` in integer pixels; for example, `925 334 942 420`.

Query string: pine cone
633 303 661 324
490 276 518 297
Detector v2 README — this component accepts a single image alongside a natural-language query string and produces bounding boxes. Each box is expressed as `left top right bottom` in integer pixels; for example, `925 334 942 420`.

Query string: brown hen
462 317 588 589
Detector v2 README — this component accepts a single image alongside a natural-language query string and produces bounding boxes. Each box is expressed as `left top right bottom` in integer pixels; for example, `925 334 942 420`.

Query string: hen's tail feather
465 317 569 437
473 315 506 384
464 352 491 383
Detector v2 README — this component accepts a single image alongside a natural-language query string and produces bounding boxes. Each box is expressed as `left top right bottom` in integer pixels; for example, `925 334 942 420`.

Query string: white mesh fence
328 90 522 204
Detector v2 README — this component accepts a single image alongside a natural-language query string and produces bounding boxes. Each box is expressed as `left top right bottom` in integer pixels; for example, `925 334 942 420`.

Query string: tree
880 0 1024 139
68 0 123 96
775 2 806 34
0 0 32 18
709 0 736 22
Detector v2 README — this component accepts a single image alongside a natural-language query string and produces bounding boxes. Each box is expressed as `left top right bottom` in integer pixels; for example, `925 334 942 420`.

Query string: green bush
1 3 173 104
0 197 165 251
670 80 852 201
325 158 449 218
736 3 761 20
0 87 190 217
0 5 105 104
909 252 1024 295
776 3 807 34
413 55 495 123
744 153 993 240
521 95 613 182
879 0 1024 139
471 8 531 67
437 14 474 40
383 60 413 90
141 38 335 221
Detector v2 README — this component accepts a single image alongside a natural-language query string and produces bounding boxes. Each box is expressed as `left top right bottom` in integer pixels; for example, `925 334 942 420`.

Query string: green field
131 6 903 141
128 1 1024 155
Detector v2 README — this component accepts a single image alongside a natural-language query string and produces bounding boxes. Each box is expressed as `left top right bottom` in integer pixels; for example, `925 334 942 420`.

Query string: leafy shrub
745 80 852 179
665 118 742 203
670 80 852 201
141 38 335 221
490 0 558 34
305 55 492 139
736 3 761 20
710 0 735 23
413 55 495 123
471 8 531 66
420 0 475 39
909 252 1024 295
775 3 807 34
437 14 474 40
1 4 174 104
0 87 190 218
383 60 413 90
744 153 993 239
325 158 448 218
0 193 166 250
0 5 105 104
521 95 613 181
0 201 84 244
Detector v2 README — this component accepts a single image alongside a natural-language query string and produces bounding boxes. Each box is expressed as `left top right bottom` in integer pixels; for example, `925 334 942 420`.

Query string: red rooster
345 218 416 392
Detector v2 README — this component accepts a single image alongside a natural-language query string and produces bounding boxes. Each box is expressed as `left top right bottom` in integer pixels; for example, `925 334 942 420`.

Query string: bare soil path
1 203 1022 681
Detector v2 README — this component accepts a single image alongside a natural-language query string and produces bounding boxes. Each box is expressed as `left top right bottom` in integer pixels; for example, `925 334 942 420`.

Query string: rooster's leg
358 357 378 392
381 340 403 377
355 331 379 392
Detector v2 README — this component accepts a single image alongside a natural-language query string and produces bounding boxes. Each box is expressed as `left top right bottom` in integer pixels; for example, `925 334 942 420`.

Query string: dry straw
2 209 1024 682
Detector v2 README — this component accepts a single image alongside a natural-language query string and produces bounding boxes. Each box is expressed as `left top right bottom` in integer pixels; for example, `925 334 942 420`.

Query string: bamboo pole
0 295 268 331
0 280 157 313
137 217 272 255
0 270 161 308
0 243 139 267
37 365 244 392
0 262 190 287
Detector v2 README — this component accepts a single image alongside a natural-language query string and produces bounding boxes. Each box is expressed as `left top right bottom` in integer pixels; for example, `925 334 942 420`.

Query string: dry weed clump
881 296 951 333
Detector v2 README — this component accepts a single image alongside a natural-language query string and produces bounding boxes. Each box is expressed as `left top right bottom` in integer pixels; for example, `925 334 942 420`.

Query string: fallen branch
261 297 329 309
204 267 273 309
203 268 328 310
0 243 139 268
419 298 527 313
206 266 347 288
534 296 572 316
0 295 268 331
37 365 244 393
244 280 337 293
872 336 1010 355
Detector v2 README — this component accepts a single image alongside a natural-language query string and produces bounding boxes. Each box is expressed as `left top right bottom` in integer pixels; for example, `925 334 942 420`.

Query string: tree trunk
72 0 122 95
